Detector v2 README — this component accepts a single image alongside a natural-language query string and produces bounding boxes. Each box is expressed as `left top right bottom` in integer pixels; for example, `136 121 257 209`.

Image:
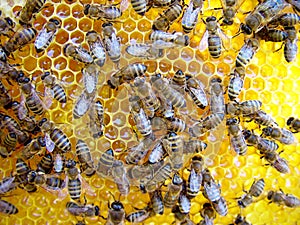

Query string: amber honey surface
1 0 300 224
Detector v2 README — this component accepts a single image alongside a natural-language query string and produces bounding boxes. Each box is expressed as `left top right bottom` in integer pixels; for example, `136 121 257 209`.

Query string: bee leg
273 43 284 53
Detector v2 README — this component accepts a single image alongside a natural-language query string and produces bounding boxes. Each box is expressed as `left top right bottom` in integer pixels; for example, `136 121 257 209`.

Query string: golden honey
1 0 300 224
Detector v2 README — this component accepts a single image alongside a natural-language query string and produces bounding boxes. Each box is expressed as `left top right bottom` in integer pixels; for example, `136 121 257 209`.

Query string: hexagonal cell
70 30 84 44
217 62 230 76
117 30 129 44
245 89 259 101
166 48 180 61
41 4 55 17
56 4 71 18
23 56 37 72
112 112 127 127
63 17 77 31
33 15 47 30
68 58 84 72
173 59 187 72
181 47 194 62
276 64 288 79
137 19 151 32
260 64 273 78
129 31 144 42
38 56 52 70
252 77 265 91
104 125 118 140
144 60 158 73
158 60 172 73
188 61 201 75
72 4 84 18
112 140 126 152
55 29 69 44
54 57 67 70
78 18 92 32
202 62 215 75
123 18 137 33
47 43 61 58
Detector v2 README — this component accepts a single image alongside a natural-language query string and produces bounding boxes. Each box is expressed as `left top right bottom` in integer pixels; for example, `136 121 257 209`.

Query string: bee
34 18 61 53
21 136 45 160
3 27 37 56
85 31 106 67
82 64 99 95
189 113 225 137
102 22 121 65
237 178 265 208
209 77 225 114
163 173 183 208
178 186 191 214
126 42 163 59
0 80 11 109
15 158 35 189
148 140 166 164
227 100 262 116
66 160 82 201
217 0 245 26
246 110 278 127
261 126 295 145
45 176 66 190
0 10 15 37
41 71 67 104
0 176 17 195
286 0 300 13
152 0 183 31
38 118 71 153
0 62 24 83
186 156 203 198
203 177 221 202
133 77 161 117
199 16 230 58
172 69 186 87
231 214 251 225
111 160 130 196
63 43 93 64
186 75 208 109
88 100 104 138
199 202 216 225
0 199 18 215
226 118 248 155
66 201 100 217
131 0 148 16
108 63 147 89
256 26 288 42
151 0 174 7
106 195 126 225
83 3 122 20
149 190 164 215
76 139 95 176
262 152 290 174
2 132 17 154
184 139 207 154
150 30 190 49
287 116 300 133
164 132 184 170
27 171 46 185
151 73 186 109
212 196 228 216
172 205 194 224
53 152 65 174
228 66 245 101
243 129 279 154
129 96 153 138
126 207 150 223
268 13 300 27
18 77 45 116
268 189 300 208
73 90 95 119
18 0 46 26
235 38 259 68
181 0 202 33
239 0 287 35
96 149 115 178
36 153 53 174
125 137 154 165
165 117 186 133
283 26 298 63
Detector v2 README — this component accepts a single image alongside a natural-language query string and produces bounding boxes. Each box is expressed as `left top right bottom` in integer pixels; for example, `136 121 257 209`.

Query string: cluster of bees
1 0 300 224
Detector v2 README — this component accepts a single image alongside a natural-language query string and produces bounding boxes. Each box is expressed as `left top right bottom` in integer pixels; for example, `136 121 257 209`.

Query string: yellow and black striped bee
231 214 251 225
0 10 15 37
186 75 208 109
131 0 148 16
36 153 53 174
126 42 163 59
164 132 184 170
34 18 61 53
88 100 104 139
96 149 115 178
21 136 45 160
287 116 300 133
66 201 100 217
63 43 93 64
18 0 46 26
226 118 248 155
0 199 18 215
268 189 300 208
209 77 225 114
126 207 150 223
2 132 17 154
199 202 216 225
263 152 290 174
111 160 130 196
149 190 164 215
163 173 183 208
85 31 106 67
184 139 207 154
181 0 203 33
102 22 121 65
269 13 300 27
226 100 262 116
83 3 122 20
256 26 288 42
283 26 298 63
261 126 295 145
149 30 190 49
187 155 203 198
235 38 259 68
15 158 37 193
76 139 95 176
66 160 82 201
217 0 245 26
228 66 245 101
0 80 12 109
0 61 24 82
246 109 278 127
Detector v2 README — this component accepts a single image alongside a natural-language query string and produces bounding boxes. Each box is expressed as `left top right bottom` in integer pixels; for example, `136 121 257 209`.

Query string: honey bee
133 77 161 117
172 69 186 87
106 195 126 225
256 26 288 42
126 163 162 184
126 42 163 59
0 199 18 215
228 66 245 101
217 0 245 26
151 0 174 7
45 176 66 190
203 177 221 202
283 26 298 63
287 116 300 133
129 96 153 138
41 71 67 104
262 152 290 174
178 186 191 214
83 3 122 20
2 132 17 154
243 129 279 154
3 27 37 56
0 10 15 37
181 0 202 33
189 113 225 137
18 77 45 116
76 139 95 176
237 178 265 208
184 139 207 154
226 118 248 155
34 18 61 53
187 156 203 198
246 110 278 127
0 80 11 109
0 61 23 83
172 205 194 225
148 140 166 164
0 46 7 62
96 149 115 178
27 171 46 185
149 190 164 215
268 189 300 208
186 75 208 109
199 16 230 58
102 22 121 65
261 126 295 145
36 153 53 174
125 137 154 165
268 13 300 27
235 38 259 68
38 118 71 153
126 207 150 223
164 132 184 170
85 30 106 67
66 201 100 217
73 90 95 119
152 0 184 31
53 152 65 174
15 158 37 192
231 214 251 225
151 73 186 109
199 202 216 225
163 173 183 208
239 0 287 35
18 0 46 26
82 64 99 95
131 0 148 16
0 176 17 195
111 160 130 195
21 136 45 160
165 117 186 133
108 63 147 89
209 77 225 114
66 160 82 201
150 30 190 49
63 43 93 64
226 100 262 116
88 100 104 138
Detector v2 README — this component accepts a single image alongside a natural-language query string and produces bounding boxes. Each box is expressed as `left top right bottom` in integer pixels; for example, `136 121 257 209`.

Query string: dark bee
186 75 208 109
256 26 288 42
199 202 216 225
283 26 298 63
83 3 122 20
261 126 295 145
209 77 225 114
149 190 164 215
228 66 245 101
164 132 184 170
125 137 153 165
21 136 45 160
66 201 100 217
287 116 300 133
66 160 82 201
163 173 183 208
76 140 95 176
107 195 125 224
235 38 259 68
172 69 186 87
88 100 104 138
34 18 61 53
18 0 46 26
181 0 202 33
0 10 15 37
37 153 53 174
226 118 248 155
263 152 290 174
184 139 207 154
217 0 244 26
268 13 300 27
268 189 300 208
0 80 12 109
102 22 121 65
166 117 186 133
0 199 18 215
63 43 93 64
178 185 191 214
187 156 203 198
96 149 115 178
226 100 262 116
2 132 17 154
85 30 106 67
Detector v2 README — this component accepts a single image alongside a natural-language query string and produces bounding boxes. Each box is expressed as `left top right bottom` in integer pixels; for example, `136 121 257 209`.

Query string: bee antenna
232 29 242 39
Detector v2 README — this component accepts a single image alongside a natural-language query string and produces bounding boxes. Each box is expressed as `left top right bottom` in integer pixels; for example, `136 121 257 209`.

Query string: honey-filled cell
56 4 71 18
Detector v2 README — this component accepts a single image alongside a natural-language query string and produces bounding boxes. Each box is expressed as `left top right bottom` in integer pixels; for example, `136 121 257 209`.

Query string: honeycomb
0 0 300 224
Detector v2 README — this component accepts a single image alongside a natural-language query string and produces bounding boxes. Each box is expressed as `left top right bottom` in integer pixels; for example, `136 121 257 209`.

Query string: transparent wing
199 30 209 51
218 28 231 50
45 133 55 153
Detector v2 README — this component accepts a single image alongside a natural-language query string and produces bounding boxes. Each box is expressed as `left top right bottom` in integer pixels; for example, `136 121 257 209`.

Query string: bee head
38 118 48 127
183 35 190 46
206 16 217 23
111 201 124 211
49 18 61 26
41 71 51 80
287 117 294 126
240 23 252 35
262 127 272 136
5 17 15 27
102 22 113 28
222 19 233 26
172 173 183 185
38 136 46 147
242 129 251 139
66 159 76 168
94 206 100 216
267 191 274 200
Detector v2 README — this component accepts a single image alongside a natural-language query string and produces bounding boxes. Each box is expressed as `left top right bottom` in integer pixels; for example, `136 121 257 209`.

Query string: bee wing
18 95 29 120
189 86 208 108
74 91 95 118
76 47 93 63
83 72 98 94
34 28 54 52
152 40 175 49
45 133 55 153
44 86 54 109
199 30 209 51
78 174 96 197
120 0 130 12
217 28 231 50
